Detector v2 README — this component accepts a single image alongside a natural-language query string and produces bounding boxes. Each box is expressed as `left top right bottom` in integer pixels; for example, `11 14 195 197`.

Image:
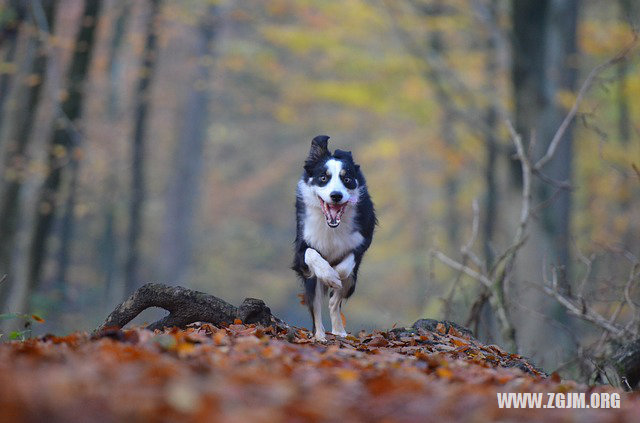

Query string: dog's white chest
302 207 364 263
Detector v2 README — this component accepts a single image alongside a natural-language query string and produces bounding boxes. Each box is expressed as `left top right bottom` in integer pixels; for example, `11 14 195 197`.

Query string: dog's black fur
292 135 375 339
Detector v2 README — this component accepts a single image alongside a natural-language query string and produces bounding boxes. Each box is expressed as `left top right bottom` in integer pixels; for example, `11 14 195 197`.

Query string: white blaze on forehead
325 159 344 193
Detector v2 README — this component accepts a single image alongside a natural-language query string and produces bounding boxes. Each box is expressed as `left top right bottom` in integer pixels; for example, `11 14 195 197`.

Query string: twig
632 163 640 180
574 245 595 298
432 250 492 288
442 200 482 320
461 198 484 271
506 120 531 246
465 288 490 329
622 263 640 336
542 268 624 337
543 286 623 337
534 37 639 171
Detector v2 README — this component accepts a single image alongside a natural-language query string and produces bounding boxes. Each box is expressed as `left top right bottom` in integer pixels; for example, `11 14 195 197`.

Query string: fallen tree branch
96 283 289 332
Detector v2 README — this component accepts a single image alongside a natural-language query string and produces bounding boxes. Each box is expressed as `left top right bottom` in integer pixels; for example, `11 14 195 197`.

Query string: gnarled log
96 283 288 332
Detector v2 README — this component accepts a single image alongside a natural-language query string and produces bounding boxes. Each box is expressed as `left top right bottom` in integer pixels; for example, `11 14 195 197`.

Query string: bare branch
461 198 484 271
506 120 532 246
542 268 624 337
542 285 623 337
534 37 639 171
623 263 640 336
632 163 640 180
432 250 492 288
573 244 595 298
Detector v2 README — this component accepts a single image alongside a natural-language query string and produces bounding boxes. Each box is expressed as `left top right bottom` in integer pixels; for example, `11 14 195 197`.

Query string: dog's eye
319 175 328 182
343 177 351 183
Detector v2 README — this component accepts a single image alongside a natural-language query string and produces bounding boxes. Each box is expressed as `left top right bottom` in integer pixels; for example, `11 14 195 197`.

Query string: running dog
293 135 376 341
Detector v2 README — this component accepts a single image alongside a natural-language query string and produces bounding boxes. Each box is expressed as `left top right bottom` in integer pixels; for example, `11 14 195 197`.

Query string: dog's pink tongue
327 205 339 220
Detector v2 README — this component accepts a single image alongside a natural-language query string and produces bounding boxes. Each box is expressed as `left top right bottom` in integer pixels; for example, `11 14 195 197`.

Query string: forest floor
1 320 639 422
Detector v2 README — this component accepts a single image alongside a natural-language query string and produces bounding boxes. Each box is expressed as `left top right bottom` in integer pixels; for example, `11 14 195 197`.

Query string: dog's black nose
330 191 343 203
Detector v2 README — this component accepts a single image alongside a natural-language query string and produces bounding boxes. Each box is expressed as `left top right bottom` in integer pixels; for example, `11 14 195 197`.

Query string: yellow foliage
555 89 576 112
309 80 389 114
580 20 636 56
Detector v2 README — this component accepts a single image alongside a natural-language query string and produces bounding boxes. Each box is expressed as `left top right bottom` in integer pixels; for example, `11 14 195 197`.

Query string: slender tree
24 0 101 312
101 0 131 306
0 0 57 310
424 1 460 249
0 0 25 148
617 0 634 250
481 0 499 270
160 3 220 285
106 0 130 119
53 147 79 302
512 0 579 282
124 0 162 295
510 0 579 361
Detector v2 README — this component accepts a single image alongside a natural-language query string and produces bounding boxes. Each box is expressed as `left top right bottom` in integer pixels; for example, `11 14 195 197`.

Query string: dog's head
301 135 361 228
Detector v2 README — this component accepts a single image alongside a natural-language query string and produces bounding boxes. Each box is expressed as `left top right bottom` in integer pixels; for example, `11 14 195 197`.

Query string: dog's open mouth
319 196 347 228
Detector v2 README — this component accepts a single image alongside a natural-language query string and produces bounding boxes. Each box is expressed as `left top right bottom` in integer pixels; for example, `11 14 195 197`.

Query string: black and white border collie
293 135 376 341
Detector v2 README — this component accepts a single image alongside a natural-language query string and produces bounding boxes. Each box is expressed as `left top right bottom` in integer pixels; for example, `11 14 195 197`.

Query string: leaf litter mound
1 321 639 422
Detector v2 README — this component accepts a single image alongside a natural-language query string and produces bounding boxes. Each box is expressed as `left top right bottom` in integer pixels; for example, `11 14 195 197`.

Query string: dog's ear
309 135 330 158
305 135 330 173
333 149 352 159
334 149 357 171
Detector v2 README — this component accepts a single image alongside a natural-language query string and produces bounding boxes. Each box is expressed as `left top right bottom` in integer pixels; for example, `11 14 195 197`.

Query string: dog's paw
320 273 342 290
305 248 341 287
331 329 348 338
314 332 327 342
315 264 342 289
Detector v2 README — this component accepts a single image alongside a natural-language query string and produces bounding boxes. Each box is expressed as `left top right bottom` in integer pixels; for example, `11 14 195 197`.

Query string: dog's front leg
312 279 327 341
305 248 342 290
334 253 355 280
329 289 347 337
329 253 355 337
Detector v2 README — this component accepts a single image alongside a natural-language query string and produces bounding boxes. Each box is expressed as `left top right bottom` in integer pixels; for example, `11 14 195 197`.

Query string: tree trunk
426 3 459 249
482 0 499 270
53 153 80 303
512 0 578 282
511 0 579 360
0 0 24 146
538 0 578 280
105 0 130 118
476 0 501 343
160 4 219 284
24 0 100 312
617 0 633 250
124 0 162 295
0 0 56 310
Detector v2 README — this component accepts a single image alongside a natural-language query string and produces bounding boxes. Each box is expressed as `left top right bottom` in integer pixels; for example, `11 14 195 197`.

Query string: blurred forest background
0 0 639 381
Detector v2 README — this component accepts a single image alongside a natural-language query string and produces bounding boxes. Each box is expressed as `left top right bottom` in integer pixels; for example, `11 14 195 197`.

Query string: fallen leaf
31 315 45 323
